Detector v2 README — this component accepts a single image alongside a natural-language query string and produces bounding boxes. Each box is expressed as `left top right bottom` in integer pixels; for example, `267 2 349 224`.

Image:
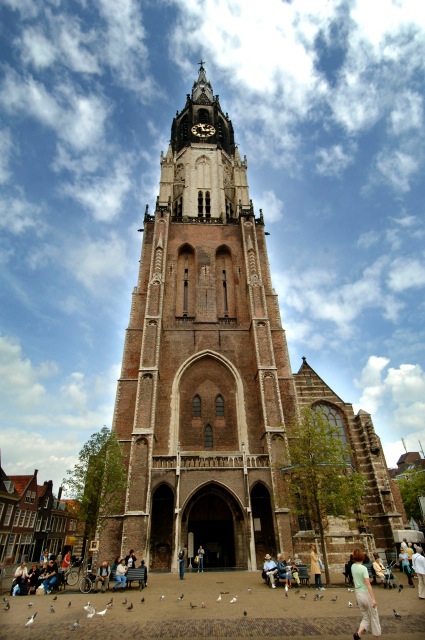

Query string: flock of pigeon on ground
2 584 406 629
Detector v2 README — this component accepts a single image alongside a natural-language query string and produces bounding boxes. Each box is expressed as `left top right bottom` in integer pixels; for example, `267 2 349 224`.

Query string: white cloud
60 156 133 222
315 142 356 177
63 231 130 293
0 128 13 184
357 230 380 249
389 91 423 136
0 335 48 408
376 149 419 193
256 189 284 224
0 69 109 152
387 256 425 292
355 358 425 450
0 190 42 235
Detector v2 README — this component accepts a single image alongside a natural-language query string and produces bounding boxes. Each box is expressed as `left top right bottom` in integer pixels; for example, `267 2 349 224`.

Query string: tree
397 468 425 524
62 427 127 544
284 406 366 585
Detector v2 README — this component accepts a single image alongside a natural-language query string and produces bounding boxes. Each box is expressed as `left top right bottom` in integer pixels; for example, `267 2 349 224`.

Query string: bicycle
78 567 95 594
64 561 82 587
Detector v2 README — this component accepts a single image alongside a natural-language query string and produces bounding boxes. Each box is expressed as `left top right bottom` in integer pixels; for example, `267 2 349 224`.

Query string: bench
126 566 147 590
268 564 310 588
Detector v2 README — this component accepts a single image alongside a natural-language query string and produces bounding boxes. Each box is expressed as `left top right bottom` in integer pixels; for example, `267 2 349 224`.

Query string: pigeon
28 602 34 608
70 618 80 630
348 601 353 607
122 597 127 605
247 588 252 593
217 594 222 602
160 595 165 601
295 588 300 594
68 601 72 607
398 585 403 593
3 597 9 603
244 610 248 617
201 602 206 608
393 609 401 619
127 603 133 611
347 588 354 592
300 593 307 599
140 597 145 604
83 601 92 612
97 608 107 616
178 594 184 600
190 601 197 609
53 595 57 601
86 604 96 618
331 595 338 602
285 584 289 597
4 602 10 611
50 604 55 613
25 613 37 627
230 596 238 604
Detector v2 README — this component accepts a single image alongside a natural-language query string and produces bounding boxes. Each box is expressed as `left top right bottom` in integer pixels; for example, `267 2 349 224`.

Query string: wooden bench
270 564 310 588
126 566 147 590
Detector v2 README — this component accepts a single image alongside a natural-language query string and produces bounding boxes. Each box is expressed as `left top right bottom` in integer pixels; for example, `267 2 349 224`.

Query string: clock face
191 123 216 138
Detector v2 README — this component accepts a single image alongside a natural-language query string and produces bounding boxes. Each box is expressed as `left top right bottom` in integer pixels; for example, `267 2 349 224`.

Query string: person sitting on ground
276 553 292 588
42 558 59 594
94 561 111 592
112 558 128 591
262 553 278 587
372 553 386 585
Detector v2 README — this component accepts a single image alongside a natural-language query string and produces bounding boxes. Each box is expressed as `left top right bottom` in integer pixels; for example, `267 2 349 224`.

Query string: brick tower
99 65 405 571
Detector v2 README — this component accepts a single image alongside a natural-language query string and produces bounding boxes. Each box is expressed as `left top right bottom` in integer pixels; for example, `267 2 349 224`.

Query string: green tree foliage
62 427 127 542
397 468 425 523
285 406 366 584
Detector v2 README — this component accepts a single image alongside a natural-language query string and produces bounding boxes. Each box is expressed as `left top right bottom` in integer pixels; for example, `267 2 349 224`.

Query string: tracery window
313 403 347 446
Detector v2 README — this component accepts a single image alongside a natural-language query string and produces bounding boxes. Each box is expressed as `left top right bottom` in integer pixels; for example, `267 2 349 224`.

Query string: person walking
178 548 185 580
197 545 205 572
352 547 381 639
412 545 425 600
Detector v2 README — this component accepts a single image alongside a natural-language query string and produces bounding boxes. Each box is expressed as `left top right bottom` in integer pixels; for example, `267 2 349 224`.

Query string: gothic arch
250 481 276 568
180 481 247 568
150 483 175 571
169 350 248 454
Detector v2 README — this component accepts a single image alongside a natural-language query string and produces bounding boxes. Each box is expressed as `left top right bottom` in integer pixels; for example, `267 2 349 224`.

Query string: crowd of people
9 547 148 596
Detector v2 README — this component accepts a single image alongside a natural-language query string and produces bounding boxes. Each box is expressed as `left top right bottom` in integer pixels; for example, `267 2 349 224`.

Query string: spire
192 60 214 103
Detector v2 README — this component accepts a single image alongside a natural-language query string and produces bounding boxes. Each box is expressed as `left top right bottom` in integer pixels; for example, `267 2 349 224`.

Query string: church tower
99 65 405 571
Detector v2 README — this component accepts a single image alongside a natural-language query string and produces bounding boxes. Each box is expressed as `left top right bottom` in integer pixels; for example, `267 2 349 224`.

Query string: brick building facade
98 65 406 571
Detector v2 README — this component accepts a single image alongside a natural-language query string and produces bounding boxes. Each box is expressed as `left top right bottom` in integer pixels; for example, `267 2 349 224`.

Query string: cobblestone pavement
1 570 424 640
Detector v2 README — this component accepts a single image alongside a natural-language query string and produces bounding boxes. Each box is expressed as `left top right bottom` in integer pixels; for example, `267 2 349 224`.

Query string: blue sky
1 0 424 492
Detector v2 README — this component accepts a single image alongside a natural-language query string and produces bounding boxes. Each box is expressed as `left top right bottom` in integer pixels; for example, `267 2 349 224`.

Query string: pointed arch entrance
182 483 247 569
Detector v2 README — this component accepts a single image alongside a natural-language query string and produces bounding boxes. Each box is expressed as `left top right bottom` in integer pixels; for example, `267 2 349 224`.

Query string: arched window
198 191 203 217
198 109 209 124
216 395 224 417
193 395 201 417
204 424 213 448
205 191 211 218
313 403 347 446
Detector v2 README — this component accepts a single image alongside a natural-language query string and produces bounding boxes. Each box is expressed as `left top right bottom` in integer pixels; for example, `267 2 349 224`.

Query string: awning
393 530 424 543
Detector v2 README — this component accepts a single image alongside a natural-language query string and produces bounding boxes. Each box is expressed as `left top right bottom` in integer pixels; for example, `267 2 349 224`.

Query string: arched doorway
183 484 246 569
150 484 174 571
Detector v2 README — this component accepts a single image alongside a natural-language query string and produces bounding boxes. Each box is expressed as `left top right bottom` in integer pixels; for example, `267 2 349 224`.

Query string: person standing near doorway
178 548 185 580
197 545 205 573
